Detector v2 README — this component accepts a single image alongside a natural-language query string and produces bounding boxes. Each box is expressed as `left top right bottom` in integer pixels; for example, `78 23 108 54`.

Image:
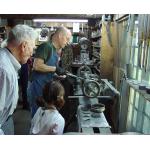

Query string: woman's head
37 80 65 109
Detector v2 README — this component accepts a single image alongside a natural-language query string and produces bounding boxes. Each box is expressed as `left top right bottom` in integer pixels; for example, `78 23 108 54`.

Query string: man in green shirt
28 26 72 117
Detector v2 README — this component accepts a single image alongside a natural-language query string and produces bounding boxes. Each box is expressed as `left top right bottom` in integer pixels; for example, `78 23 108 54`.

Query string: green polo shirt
34 42 56 63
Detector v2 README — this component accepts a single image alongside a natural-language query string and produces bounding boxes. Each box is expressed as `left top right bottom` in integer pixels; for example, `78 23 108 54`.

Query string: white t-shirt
30 107 65 135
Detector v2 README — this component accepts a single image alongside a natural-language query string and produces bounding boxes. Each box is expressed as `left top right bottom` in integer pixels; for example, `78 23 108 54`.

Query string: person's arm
0 127 4 135
33 58 56 73
48 116 65 135
0 69 11 134
32 42 57 73
0 109 4 134
0 70 9 113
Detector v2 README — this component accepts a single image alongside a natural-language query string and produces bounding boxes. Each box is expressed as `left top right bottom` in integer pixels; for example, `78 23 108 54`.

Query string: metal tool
66 69 103 98
138 14 150 72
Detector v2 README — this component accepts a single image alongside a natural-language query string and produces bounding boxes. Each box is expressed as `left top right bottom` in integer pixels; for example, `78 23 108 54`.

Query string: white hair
0 39 7 48
7 24 38 45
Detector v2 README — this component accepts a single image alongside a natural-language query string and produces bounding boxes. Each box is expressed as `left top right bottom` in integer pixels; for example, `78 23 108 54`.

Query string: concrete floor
13 106 31 135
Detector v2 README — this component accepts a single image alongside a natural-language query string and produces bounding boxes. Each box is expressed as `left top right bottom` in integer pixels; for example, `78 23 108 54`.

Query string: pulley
82 80 100 98
77 65 92 78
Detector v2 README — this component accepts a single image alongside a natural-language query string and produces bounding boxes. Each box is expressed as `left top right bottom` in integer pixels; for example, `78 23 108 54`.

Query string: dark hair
36 80 65 109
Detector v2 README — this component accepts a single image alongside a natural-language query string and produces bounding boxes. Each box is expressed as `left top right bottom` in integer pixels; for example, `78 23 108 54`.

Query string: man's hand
56 66 66 75
59 75 67 79
53 74 66 81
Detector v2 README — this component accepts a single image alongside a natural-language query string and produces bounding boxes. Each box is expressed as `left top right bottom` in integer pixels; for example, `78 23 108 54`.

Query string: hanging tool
127 14 136 65
104 15 113 47
142 15 148 69
138 14 148 69
138 14 143 68
129 14 136 36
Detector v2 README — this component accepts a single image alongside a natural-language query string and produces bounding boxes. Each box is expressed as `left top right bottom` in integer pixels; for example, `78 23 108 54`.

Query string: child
30 80 65 135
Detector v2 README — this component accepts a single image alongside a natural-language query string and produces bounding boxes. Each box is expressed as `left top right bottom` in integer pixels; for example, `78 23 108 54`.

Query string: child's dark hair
36 80 65 109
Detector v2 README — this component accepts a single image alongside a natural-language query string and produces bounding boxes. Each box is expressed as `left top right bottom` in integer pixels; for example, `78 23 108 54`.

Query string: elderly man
0 24 37 134
28 26 72 117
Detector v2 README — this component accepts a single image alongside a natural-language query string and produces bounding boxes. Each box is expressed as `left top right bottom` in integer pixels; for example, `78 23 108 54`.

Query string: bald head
55 26 71 37
52 26 72 50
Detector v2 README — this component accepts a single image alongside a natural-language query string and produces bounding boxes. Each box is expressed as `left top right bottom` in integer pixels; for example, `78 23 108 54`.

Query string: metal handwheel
82 80 100 98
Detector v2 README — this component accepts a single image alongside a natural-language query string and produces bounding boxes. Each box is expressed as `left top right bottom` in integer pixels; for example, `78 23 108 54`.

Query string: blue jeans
27 85 38 118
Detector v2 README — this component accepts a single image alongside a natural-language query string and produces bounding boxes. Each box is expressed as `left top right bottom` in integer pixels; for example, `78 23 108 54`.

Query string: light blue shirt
0 48 21 134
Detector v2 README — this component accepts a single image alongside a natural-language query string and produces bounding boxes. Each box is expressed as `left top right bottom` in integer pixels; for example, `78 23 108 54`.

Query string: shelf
92 45 101 48
91 35 101 39
126 79 150 102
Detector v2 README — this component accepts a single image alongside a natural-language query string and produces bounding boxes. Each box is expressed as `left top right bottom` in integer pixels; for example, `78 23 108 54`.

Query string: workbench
77 104 111 134
73 84 112 134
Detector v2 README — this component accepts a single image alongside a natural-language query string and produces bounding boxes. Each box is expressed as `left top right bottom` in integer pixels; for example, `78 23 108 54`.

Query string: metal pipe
115 14 129 23
68 95 112 99
101 79 120 96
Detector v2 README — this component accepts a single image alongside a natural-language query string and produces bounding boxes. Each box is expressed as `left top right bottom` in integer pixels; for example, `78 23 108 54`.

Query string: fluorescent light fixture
33 19 88 23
